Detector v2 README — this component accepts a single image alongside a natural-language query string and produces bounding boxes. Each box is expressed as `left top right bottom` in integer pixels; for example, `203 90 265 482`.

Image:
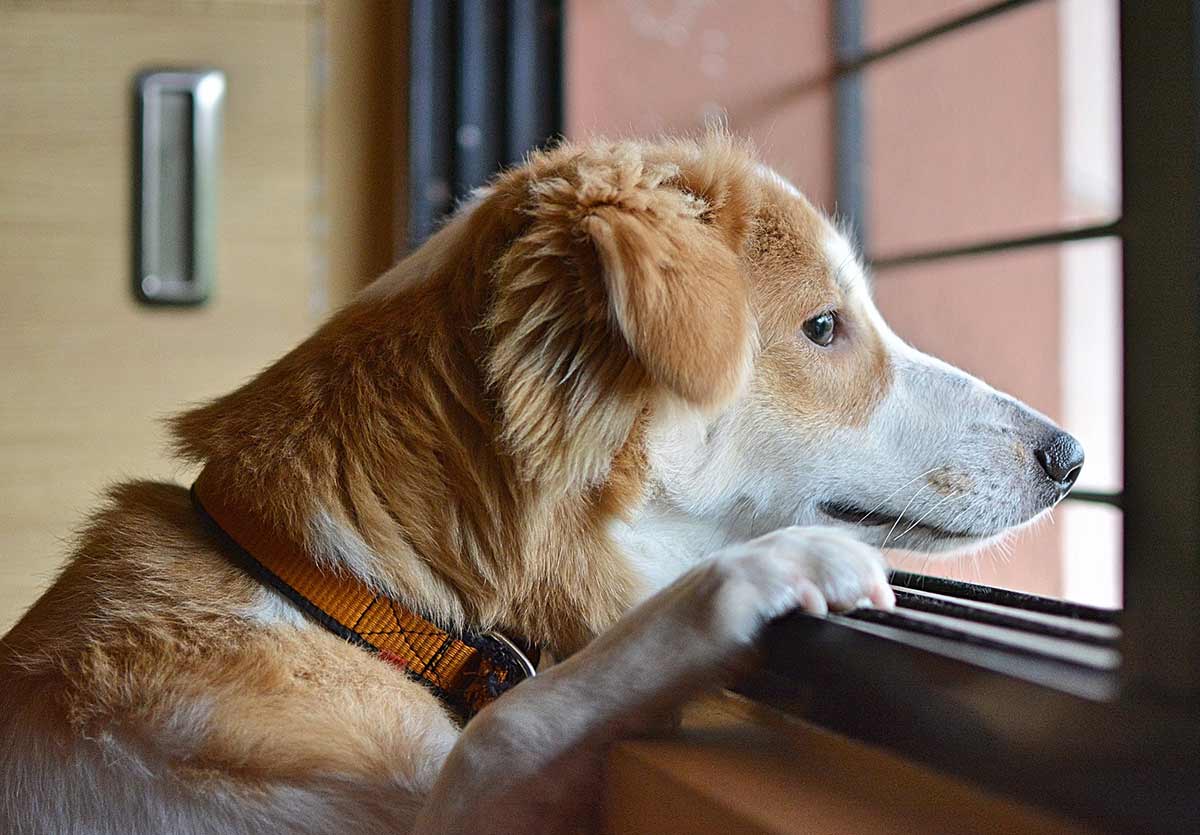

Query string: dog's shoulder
3 480 258 669
1 481 459 832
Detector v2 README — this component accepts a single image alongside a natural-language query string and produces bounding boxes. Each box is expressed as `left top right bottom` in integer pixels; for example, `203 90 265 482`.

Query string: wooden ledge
604 692 1093 835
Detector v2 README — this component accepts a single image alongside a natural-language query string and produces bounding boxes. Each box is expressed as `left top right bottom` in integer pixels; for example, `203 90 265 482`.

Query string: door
0 1 321 631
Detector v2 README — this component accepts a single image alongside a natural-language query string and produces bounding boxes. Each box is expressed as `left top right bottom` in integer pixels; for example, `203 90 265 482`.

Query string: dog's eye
801 311 837 347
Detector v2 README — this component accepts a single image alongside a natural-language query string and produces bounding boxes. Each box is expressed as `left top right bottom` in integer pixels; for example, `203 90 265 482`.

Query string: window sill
604 692 1090 834
732 574 1197 833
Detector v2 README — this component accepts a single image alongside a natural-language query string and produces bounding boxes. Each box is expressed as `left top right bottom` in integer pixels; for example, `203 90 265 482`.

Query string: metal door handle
133 69 224 305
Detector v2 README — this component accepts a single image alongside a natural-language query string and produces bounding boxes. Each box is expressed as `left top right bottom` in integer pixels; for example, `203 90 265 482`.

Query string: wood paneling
0 1 322 631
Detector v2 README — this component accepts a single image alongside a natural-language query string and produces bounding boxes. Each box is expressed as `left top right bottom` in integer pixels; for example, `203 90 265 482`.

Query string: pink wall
866 2 1064 256
865 0 998 48
566 0 835 206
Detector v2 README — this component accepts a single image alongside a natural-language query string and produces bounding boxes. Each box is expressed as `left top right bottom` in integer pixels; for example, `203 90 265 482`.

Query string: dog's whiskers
882 483 932 549
856 467 943 527
893 492 966 540
937 502 977 541
918 551 935 578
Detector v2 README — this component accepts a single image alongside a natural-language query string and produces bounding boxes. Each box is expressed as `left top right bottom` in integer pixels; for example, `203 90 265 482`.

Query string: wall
0 0 406 632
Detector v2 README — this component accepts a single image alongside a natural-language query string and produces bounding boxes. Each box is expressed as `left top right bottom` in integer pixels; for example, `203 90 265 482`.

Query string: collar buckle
483 630 538 679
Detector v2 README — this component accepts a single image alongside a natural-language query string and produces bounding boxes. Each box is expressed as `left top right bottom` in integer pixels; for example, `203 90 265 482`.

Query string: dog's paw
700 525 894 643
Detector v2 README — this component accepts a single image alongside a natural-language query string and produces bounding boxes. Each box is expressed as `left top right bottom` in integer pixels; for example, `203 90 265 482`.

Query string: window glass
875 239 1122 607
566 0 1122 606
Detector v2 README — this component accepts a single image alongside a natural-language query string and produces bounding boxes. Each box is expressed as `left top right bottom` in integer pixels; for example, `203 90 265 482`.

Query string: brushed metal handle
133 69 224 305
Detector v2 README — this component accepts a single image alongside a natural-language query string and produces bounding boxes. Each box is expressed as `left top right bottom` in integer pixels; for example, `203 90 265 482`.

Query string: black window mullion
408 0 456 246
454 0 506 200
409 1 563 249
833 0 867 248
1065 490 1122 509
506 0 562 166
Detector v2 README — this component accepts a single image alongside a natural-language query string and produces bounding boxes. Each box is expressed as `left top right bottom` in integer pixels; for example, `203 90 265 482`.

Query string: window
558 1 1199 829
408 3 1200 827
848 0 1123 607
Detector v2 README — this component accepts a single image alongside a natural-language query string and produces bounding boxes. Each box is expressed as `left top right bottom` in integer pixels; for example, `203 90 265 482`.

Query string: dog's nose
1034 431 1084 491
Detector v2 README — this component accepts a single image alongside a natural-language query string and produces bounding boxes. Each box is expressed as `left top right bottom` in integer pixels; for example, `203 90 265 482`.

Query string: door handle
133 69 224 305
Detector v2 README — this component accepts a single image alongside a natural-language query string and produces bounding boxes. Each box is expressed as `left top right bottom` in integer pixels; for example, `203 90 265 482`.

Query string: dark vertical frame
455 0 506 196
408 0 564 248
408 0 455 245
833 0 866 247
506 0 563 166
1118 0 1200 702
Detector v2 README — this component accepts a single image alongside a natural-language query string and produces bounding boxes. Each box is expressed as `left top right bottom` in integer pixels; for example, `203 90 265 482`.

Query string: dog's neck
171 216 649 655
608 502 730 598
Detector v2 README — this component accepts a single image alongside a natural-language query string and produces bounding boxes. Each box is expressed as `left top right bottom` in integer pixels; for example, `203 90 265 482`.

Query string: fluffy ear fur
584 201 749 407
582 142 757 407
485 136 759 490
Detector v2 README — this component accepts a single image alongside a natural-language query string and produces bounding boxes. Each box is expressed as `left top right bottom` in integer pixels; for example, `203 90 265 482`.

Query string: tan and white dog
0 134 1082 834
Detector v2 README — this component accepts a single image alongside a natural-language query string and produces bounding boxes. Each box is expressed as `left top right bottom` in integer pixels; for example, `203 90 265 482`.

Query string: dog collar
190 469 537 722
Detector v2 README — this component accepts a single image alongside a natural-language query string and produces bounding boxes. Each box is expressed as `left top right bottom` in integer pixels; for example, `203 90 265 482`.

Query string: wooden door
0 1 322 631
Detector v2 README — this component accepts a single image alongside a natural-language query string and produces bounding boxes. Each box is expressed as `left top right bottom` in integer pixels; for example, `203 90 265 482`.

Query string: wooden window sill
604 692 1092 834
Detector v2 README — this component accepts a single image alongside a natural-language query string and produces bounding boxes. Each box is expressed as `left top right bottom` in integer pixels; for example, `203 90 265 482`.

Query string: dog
0 133 1082 834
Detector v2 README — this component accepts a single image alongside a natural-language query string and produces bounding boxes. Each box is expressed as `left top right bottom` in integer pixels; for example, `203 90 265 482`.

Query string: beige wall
320 0 408 305
0 0 405 632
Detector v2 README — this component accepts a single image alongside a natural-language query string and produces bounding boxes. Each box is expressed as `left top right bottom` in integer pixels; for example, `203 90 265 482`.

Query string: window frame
407 0 562 246
741 2 1198 831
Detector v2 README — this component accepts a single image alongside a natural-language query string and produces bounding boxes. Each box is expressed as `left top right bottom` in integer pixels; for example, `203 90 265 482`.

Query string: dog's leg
414 525 893 834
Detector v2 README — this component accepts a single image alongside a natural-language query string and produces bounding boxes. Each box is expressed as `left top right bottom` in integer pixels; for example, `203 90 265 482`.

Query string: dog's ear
486 140 759 487
581 181 752 408
576 143 757 408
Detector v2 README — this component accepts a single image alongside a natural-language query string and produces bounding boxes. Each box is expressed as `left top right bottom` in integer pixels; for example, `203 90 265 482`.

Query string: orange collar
191 469 537 721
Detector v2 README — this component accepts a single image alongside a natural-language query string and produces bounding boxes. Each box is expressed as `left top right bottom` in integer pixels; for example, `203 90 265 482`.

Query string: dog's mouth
818 500 981 543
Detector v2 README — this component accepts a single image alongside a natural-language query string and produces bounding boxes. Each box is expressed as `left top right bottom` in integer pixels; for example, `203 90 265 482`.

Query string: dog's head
178 134 1082 631
469 134 1082 584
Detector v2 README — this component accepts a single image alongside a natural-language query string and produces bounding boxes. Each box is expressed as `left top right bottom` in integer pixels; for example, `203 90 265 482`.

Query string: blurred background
0 0 1122 634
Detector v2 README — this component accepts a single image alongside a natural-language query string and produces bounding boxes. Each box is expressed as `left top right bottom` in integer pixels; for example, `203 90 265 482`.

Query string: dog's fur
0 134 1076 834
